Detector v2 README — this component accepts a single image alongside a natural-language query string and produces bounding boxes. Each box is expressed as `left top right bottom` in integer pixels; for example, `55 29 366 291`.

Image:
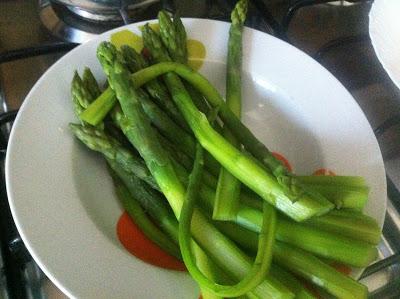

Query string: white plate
6 19 386 298
369 0 400 90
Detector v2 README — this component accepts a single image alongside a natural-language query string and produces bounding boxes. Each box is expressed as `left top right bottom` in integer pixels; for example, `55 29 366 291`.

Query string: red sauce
330 262 352 275
272 152 293 172
313 168 336 176
116 211 186 271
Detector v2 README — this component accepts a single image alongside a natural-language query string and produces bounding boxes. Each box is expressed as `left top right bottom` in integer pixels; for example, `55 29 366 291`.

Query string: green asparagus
140 27 333 221
109 168 181 258
82 67 101 99
179 143 277 297
68 6 382 297
121 45 189 131
101 44 294 298
214 0 248 221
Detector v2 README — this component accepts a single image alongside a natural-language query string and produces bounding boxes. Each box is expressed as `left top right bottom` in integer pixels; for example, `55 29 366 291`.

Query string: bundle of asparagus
70 1 381 298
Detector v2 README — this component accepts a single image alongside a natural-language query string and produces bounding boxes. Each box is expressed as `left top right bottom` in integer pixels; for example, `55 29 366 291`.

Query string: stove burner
39 0 162 44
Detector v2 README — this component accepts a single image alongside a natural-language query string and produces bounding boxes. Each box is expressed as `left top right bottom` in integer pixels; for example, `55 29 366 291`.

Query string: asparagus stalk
213 0 248 221
212 196 377 267
130 92 368 211
70 121 378 265
214 221 367 299
179 142 277 298
239 190 380 244
128 60 309 197
158 11 213 117
82 67 101 99
141 93 221 176
156 11 220 167
131 60 370 213
121 45 189 131
70 123 229 297
275 216 377 267
101 44 294 298
273 242 368 299
234 204 377 267
160 143 378 266
109 167 181 259
141 27 333 221
120 44 220 176
69 123 159 190
70 114 368 297
114 103 220 192
305 209 381 245
158 11 187 64
108 159 180 242
79 87 117 125
192 245 223 299
78 74 369 210
269 265 317 299
71 72 86 117
139 90 196 154
297 175 367 187
71 72 93 112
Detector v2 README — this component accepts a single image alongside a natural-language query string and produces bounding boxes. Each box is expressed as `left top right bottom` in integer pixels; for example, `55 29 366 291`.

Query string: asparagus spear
139 91 221 176
121 45 189 131
296 175 369 210
241 192 380 244
79 87 117 125
150 132 378 266
179 144 277 298
214 0 248 221
306 209 381 244
70 124 229 287
101 44 294 298
119 44 221 176
217 222 368 299
107 159 179 243
70 120 378 264
141 27 333 221
79 73 370 211
82 67 101 99
109 167 181 259
269 265 317 299
70 116 370 297
71 72 86 117
117 85 368 211
158 11 212 116
69 123 159 190
297 175 367 186
273 242 368 299
200 185 378 267
158 11 187 64
112 148 250 299
71 72 93 113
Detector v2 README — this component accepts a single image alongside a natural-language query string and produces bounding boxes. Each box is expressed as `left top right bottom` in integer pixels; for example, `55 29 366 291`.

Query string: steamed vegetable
69 4 380 298
100 46 294 298
213 0 248 221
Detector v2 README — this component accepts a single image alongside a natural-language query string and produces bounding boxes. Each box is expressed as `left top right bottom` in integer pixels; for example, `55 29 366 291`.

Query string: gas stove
0 0 399 298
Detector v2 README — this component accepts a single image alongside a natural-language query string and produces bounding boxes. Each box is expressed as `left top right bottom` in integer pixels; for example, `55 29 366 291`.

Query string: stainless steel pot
50 0 140 12
47 0 159 22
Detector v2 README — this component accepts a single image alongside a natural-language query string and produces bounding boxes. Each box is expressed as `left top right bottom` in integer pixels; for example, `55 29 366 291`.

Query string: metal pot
50 0 140 12
49 0 158 21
